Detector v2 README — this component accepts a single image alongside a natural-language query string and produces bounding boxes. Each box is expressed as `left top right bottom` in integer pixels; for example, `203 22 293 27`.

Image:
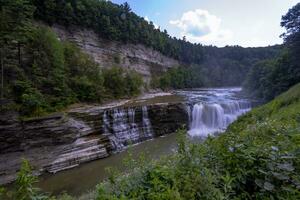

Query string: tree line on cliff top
29 0 280 86
0 0 286 117
0 0 144 116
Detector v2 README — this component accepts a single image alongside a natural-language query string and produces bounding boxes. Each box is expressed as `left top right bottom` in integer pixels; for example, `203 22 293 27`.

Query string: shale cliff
51 24 179 83
0 101 188 185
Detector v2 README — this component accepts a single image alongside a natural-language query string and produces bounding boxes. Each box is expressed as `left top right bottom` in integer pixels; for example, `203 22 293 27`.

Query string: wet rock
148 103 189 136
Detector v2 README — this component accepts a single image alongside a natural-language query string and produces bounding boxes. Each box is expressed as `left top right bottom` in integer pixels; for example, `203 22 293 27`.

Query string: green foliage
1 12 143 116
8 26 75 115
0 159 76 200
28 0 279 81
95 83 300 199
1 0 147 116
29 26 74 109
124 71 143 96
0 0 283 117
63 42 104 102
13 80 47 116
30 0 204 64
281 3 300 67
0 0 35 43
103 67 143 98
103 67 126 98
244 50 299 101
200 45 281 87
155 66 203 90
15 159 49 200
0 187 6 199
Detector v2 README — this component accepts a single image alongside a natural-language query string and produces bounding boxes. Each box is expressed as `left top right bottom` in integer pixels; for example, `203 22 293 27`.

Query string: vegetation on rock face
0 0 144 116
103 67 143 98
243 3 300 101
30 0 204 64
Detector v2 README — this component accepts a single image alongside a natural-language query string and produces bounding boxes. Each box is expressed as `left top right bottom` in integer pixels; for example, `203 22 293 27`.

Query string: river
37 87 252 196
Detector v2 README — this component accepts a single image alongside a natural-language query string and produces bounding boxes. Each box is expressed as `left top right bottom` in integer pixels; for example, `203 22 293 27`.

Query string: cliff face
51 25 179 83
0 24 184 186
0 102 188 185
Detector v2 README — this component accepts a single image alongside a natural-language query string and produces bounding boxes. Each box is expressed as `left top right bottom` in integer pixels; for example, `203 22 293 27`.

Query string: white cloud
170 9 232 45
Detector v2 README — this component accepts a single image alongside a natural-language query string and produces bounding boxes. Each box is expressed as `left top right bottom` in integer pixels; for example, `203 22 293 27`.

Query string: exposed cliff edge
0 101 188 185
51 24 180 83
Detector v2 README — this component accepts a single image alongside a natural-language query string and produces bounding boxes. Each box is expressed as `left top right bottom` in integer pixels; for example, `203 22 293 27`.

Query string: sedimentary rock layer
0 102 188 185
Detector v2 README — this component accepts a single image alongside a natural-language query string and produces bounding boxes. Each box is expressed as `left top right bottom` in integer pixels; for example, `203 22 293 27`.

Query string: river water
37 88 252 196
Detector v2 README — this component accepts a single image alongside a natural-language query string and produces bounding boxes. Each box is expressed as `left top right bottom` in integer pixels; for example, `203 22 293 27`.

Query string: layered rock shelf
0 102 188 185
52 24 179 84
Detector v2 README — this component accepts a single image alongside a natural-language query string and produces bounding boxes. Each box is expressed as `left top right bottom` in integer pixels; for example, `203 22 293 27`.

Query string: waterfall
102 106 153 152
189 100 251 137
185 105 192 128
142 106 153 138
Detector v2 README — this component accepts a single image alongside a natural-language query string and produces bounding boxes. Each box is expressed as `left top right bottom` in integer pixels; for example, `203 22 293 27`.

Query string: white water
188 100 251 137
102 106 153 151
177 88 252 137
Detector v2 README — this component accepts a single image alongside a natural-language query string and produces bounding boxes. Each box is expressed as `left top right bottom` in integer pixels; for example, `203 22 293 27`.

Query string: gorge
0 88 252 195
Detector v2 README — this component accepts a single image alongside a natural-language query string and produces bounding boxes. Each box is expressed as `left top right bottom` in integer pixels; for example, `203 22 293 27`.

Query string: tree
281 3 300 39
103 67 126 98
281 3 300 68
125 71 143 96
0 0 35 99
122 2 131 13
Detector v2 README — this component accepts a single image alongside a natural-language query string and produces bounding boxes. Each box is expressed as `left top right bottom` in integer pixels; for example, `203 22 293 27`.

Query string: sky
111 0 299 47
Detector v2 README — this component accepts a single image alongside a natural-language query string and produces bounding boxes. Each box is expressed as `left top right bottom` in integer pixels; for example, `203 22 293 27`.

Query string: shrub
13 80 47 116
124 71 143 96
64 42 104 102
14 159 48 200
103 67 143 98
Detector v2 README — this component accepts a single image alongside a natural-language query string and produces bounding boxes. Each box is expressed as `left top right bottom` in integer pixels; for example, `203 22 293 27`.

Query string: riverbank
0 91 188 186
37 132 179 196
1 87 252 196
3 87 252 197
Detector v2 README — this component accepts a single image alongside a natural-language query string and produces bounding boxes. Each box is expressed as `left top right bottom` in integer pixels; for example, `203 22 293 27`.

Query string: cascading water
102 106 153 151
142 106 153 138
188 100 251 137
